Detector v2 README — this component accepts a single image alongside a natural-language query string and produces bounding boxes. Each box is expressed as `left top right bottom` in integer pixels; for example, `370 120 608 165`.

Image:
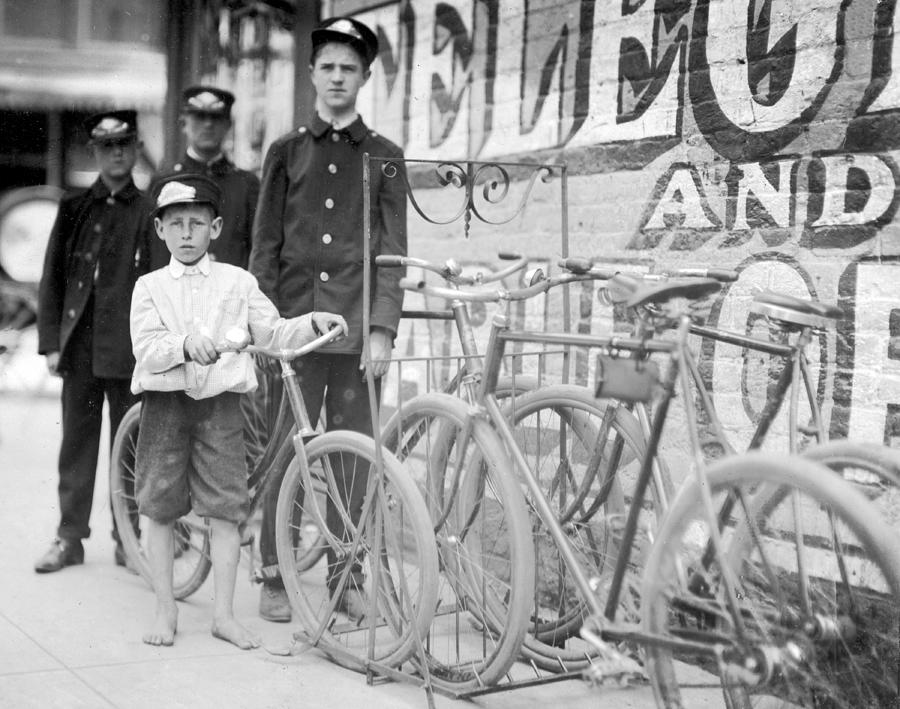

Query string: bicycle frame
464 306 753 659
688 321 826 455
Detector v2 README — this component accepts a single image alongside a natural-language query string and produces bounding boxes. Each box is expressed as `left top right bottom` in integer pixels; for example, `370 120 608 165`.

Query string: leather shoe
333 588 368 623
35 538 84 573
259 584 292 622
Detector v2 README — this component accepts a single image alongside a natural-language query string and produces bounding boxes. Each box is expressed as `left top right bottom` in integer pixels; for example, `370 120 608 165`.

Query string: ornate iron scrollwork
379 159 556 238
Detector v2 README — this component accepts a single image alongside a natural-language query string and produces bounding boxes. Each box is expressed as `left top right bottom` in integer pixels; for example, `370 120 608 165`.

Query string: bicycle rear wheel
109 402 212 599
275 430 438 672
502 385 656 670
642 452 900 708
382 392 535 692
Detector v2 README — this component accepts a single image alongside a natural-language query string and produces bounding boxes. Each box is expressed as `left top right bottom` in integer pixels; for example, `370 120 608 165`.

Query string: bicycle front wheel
383 392 535 692
108 402 212 599
642 452 900 709
802 439 900 526
275 430 438 672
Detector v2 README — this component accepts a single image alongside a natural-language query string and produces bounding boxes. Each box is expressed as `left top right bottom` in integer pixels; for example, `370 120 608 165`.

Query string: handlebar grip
497 251 523 261
375 255 405 267
705 269 739 282
558 257 593 274
671 267 739 282
588 267 620 280
609 272 642 291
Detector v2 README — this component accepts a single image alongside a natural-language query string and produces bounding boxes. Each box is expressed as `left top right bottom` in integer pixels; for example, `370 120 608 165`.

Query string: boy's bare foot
143 603 177 646
211 617 260 650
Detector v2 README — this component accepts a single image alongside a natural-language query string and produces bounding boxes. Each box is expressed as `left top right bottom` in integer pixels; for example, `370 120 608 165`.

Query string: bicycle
382 254 743 676
395 269 900 706
109 325 440 672
596 266 900 566
379 256 636 675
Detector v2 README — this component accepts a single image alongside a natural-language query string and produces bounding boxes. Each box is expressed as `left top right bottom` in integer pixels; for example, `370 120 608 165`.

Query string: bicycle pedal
582 657 646 688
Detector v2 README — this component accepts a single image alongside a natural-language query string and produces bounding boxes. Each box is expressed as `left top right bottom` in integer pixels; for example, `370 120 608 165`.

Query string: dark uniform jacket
249 114 407 354
150 153 260 269
37 178 152 378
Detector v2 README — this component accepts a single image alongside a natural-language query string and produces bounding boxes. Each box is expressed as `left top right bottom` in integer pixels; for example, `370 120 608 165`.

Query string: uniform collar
186 146 228 166
89 176 140 203
309 113 368 144
168 253 211 278
181 150 232 176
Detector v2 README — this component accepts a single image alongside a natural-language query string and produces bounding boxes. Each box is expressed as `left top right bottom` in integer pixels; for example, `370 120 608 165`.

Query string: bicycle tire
642 452 900 709
381 392 535 692
108 402 212 599
802 440 900 528
275 430 439 672
501 385 660 670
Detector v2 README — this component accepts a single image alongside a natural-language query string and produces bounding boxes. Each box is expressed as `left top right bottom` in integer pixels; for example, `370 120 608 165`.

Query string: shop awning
0 48 165 113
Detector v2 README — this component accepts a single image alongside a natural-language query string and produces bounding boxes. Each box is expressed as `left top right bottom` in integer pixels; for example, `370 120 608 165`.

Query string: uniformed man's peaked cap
181 86 235 118
152 174 222 217
84 110 138 143
311 16 378 67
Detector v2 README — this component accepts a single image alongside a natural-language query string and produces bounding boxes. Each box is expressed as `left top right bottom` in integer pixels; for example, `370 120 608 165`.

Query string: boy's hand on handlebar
184 333 219 365
310 312 348 338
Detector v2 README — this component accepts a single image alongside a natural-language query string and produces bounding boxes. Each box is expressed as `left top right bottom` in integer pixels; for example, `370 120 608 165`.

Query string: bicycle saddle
624 277 721 309
750 292 844 329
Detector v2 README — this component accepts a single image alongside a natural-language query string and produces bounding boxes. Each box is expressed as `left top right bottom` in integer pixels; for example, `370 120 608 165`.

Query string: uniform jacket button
331 133 340 142
322 234 332 244
320 272 329 282
68 309 76 318
325 198 334 209
328 163 337 174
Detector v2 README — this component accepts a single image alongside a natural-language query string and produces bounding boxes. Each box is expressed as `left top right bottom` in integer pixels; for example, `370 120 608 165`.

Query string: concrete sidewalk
1 395 673 709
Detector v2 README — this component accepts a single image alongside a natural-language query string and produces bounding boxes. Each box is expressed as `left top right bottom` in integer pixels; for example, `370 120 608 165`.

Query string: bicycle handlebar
218 324 344 361
398 270 594 303
376 253 528 286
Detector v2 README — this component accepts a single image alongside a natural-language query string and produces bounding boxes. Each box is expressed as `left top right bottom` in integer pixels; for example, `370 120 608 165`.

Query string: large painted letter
690 0 844 160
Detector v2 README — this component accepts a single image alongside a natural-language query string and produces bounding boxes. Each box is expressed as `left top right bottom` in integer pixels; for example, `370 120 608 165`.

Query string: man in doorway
35 110 152 572
150 85 259 269
250 16 407 623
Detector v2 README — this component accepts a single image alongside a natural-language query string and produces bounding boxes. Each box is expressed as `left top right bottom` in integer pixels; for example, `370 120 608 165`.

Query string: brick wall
351 1 900 455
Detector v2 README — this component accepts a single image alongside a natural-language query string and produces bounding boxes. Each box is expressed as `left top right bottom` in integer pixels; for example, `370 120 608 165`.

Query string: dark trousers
57 369 135 541
259 353 380 592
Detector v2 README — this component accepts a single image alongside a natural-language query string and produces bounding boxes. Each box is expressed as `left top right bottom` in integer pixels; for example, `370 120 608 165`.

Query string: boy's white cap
152 174 221 216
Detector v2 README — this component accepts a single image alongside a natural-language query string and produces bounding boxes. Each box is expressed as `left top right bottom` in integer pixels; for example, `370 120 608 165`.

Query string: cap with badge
311 16 379 67
84 110 138 144
181 86 235 119
152 174 222 217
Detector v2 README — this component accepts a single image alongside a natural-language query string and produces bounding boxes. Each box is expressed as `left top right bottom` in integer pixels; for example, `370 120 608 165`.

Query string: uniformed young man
150 86 259 269
35 110 152 572
249 16 407 623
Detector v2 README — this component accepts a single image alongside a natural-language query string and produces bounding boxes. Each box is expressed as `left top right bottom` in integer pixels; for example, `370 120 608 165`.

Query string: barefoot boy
130 174 346 648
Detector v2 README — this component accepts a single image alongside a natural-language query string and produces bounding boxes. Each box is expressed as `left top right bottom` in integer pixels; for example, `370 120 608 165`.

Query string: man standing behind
35 110 152 572
150 86 259 270
250 16 407 623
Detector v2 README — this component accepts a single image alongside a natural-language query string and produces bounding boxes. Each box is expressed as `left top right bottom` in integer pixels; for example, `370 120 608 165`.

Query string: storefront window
2 0 66 40
89 0 163 47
